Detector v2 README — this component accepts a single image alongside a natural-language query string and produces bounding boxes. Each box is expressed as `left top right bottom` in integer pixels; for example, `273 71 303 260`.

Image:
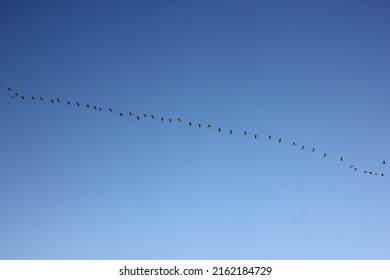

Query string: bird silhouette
21 96 25 99
56 98 60 103
301 146 305 150
119 112 123 117
208 125 211 129
67 101 71 105
99 108 102 111
40 97 44 100
254 134 257 139
364 171 367 173
198 124 201 128
189 122 192 126
143 114 147 118
354 168 358 171
14 93 19 96
323 153 327 158
230 130 232 135
32 96 35 100
11 96 15 98
129 112 133 116
340 157 343 161
51 99 54 103
76 102 80 107
86 104 90 108
151 115 155 119
161 117 164 122
94 106 97 110
7 88 11 92
244 131 247 135
375 173 378 176
369 172 373 175
278 138 282 143
293 142 296 146
383 160 386 164
350 165 354 168
178 118 181 122
137 116 140 120
268 135 271 140
312 148 315 152
218 128 221 132
109 108 113 112
381 173 384 176
169 119 172 123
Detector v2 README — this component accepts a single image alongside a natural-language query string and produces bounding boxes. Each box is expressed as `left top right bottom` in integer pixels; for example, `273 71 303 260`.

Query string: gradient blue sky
0 0 389 259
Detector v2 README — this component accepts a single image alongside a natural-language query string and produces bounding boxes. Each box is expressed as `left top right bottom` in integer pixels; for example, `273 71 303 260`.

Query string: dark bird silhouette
364 171 367 173
301 146 305 150
340 157 343 161
21 96 25 99
86 104 90 108
56 98 60 103
161 117 164 122
268 135 271 140
278 138 282 143
178 118 181 122
99 108 102 111
218 128 221 132
230 130 232 135
14 93 19 96
40 97 44 101
354 168 357 171
381 173 384 176
369 172 373 175
293 142 296 146
143 114 147 118
119 113 123 117
67 101 71 105
129 112 133 116
109 108 113 112
94 106 97 110
350 165 354 168
51 99 54 103
375 173 378 176
244 131 247 135
7 88 11 92
76 102 80 107
255 134 257 139
151 115 155 119
383 160 386 164
311 148 315 152
169 118 172 123
137 116 140 120
189 122 192 126
198 124 201 128
208 125 211 129
32 96 35 100
11 96 15 98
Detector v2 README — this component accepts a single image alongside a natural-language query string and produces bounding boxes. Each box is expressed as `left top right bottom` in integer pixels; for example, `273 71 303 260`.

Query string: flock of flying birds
0 85 386 177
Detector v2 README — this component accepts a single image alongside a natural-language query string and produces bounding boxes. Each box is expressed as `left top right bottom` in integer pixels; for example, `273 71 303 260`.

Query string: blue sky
0 0 389 259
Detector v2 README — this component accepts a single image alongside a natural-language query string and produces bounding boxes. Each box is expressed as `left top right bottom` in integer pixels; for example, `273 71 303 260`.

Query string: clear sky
0 0 389 259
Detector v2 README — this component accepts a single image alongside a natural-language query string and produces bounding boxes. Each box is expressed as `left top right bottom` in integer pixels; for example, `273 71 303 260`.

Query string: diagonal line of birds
0 85 386 178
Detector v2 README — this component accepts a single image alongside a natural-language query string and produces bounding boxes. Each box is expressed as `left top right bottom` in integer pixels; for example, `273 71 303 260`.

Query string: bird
109 108 113 112
32 96 35 100
311 148 315 152
99 108 102 111
11 96 15 98
301 146 305 150
340 157 343 161
268 135 271 140
381 173 384 176
364 171 367 173
161 117 164 122
369 172 373 175
189 122 192 126
254 134 257 139
94 106 97 110
86 104 90 108
354 168 358 171
151 115 155 119
119 112 123 117
383 160 386 164
323 153 327 158
230 130 232 135
293 142 296 146
375 173 378 176
218 128 221 132
178 118 181 122
40 97 44 101
169 118 172 123
137 116 140 120
350 165 354 168
51 99 54 103
143 114 147 118
198 124 201 128
14 93 19 96
129 112 133 116
56 98 60 103
7 88 11 92
208 125 211 129
67 101 71 105
20 96 25 99
278 138 282 143
76 102 80 107
244 131 247 135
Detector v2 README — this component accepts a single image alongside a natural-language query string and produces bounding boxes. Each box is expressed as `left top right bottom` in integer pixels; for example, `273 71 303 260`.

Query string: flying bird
268 135 271 140
129 112 133 116
94 106 97 110
40 97 44 101
178 118 181 122
56 98 60 103
364 171 367 173
230 130 232 135
14 93 19 96
51 99 54 103
350 165 354 168
109 108 113 112
255 134 257 139
7 88 11 92
32 96 35 100
311 148 315 152
244 131 247 135
198 124 201 128
151 115 155 119
278 138 282 143
99 108 102 111
354 168 357 171
143 114 147 118
369 172 373 175
340 157 343 161
381 173 384 176
383 160 386 164
86 104 90 108
293 142 296 146
137 116 140 120
67 101 71 105
208 125 211 129
76 102 80 107
161 117 164 122
169 118 172 123
218 128 221 132
189 122 192 126
323 153 327 158
375 173 378 176
119 112 123 117
20 96 25 99
301 146 305 150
